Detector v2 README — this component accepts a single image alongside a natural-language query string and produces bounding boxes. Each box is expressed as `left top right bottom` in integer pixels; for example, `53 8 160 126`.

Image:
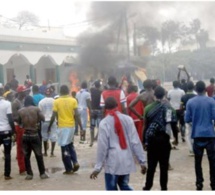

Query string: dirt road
0 131 212 191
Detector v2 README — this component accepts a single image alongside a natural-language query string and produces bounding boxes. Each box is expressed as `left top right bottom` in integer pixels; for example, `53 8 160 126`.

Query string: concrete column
55 65 60 91
0 64 4 84
30 65 35 83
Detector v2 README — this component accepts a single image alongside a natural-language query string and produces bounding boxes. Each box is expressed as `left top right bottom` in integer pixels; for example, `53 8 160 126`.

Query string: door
6 68 14 83
45 68 56 83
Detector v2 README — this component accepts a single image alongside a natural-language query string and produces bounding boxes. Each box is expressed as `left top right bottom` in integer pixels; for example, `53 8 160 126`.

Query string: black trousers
22 134 46 176
176 110 185 138
144 133 171 190
193 138 215 190
0 133 12 177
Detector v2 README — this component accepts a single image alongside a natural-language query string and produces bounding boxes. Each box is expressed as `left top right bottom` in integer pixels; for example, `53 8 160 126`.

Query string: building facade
0 27 79 87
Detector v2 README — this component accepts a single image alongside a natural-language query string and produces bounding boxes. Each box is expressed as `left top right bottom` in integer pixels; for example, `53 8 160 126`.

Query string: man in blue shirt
32 85 45 106
185 81 215 191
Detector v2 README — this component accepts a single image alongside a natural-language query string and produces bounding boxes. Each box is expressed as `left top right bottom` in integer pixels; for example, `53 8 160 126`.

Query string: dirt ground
0 128 212 191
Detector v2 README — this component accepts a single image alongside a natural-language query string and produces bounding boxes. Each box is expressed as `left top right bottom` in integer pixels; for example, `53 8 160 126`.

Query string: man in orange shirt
206 78 215 97
126 85 144 141
100 76 127 117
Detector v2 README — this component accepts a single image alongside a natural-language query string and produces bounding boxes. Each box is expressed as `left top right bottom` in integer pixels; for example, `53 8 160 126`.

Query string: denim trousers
0 133 12 177
61 142 78 172
90 110 102 131
22 134 46 176
193 138 215 190
104 173 133 191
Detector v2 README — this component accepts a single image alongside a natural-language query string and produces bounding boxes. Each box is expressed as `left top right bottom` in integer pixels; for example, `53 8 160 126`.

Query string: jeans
61 142 78 172
22 134 46 176
193 138 215 190
90 110 102 131
105 173 133 191
144 132 171 190
15 125 26 173
0 133 12 177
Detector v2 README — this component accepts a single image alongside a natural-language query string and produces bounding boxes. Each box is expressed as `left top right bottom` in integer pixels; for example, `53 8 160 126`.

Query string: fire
69 71 79 92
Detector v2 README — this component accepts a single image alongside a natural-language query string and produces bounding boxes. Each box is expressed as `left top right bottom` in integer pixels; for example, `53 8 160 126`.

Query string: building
0 27 79 87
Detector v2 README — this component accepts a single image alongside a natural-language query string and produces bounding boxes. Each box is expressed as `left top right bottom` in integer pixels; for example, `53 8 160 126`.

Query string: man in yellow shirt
48 85 83 174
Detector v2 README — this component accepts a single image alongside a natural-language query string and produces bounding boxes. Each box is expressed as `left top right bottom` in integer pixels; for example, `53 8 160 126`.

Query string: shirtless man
18 96 49 180
129 79 155 121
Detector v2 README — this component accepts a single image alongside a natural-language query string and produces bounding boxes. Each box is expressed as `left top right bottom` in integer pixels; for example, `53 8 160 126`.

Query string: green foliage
145 48 215 82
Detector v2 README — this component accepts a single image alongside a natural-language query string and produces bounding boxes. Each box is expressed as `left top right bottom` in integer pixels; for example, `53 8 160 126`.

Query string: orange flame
69 71 79 92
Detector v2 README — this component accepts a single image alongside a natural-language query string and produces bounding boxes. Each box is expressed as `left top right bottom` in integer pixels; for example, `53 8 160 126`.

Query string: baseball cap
17 85 27 93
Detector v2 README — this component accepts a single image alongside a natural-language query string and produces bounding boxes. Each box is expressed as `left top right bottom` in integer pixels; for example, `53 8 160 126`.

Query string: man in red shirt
206 78 215 97
100 76 127 117
126 85 144 141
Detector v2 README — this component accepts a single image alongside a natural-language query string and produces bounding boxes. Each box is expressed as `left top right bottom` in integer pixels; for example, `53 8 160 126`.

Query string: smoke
76 1 215 80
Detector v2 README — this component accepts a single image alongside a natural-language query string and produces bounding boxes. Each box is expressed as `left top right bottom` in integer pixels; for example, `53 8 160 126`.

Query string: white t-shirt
76 89 91 109
0 98 12 132
167 88 185 110
38 97 54 121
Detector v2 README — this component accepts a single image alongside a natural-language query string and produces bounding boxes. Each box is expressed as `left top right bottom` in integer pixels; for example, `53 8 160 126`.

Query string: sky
0 0 91 36
0 0 90 26
1 0 215 39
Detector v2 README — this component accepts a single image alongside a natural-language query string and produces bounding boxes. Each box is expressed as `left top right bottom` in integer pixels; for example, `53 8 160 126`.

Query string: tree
180 18 209 49
196 29 209 49
13 11 39 30
136 26 160 56
161 20 182 53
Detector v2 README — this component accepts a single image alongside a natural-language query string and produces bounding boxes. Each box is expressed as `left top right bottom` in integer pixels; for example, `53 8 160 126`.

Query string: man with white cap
0 83 16 180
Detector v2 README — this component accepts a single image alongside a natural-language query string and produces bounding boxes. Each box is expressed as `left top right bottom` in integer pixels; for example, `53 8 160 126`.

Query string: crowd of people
0 69 215 191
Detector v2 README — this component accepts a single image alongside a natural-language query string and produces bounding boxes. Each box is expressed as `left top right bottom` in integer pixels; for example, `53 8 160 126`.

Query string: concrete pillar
0 64 4 84
55 65 60 91
30 65 35 84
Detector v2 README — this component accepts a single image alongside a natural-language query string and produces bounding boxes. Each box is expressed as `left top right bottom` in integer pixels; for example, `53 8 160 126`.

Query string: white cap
0 83 3 88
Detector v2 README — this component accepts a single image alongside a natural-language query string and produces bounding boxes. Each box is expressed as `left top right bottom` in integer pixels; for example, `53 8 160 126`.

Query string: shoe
63 170 74 175
50 154 56 157
5 176 13 180
196 184 203 190
142 187 150 191
40 173 49 179
189 151 194 157
172 140 178 146
25 175 33 180
43 153 48 157
182 137 185 142
168 164 174 171
20 171 26 176
73 163 80 172
79 140 88 144
172 145 179 150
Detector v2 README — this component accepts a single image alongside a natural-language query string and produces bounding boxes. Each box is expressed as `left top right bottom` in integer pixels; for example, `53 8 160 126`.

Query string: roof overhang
0 50 77 65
